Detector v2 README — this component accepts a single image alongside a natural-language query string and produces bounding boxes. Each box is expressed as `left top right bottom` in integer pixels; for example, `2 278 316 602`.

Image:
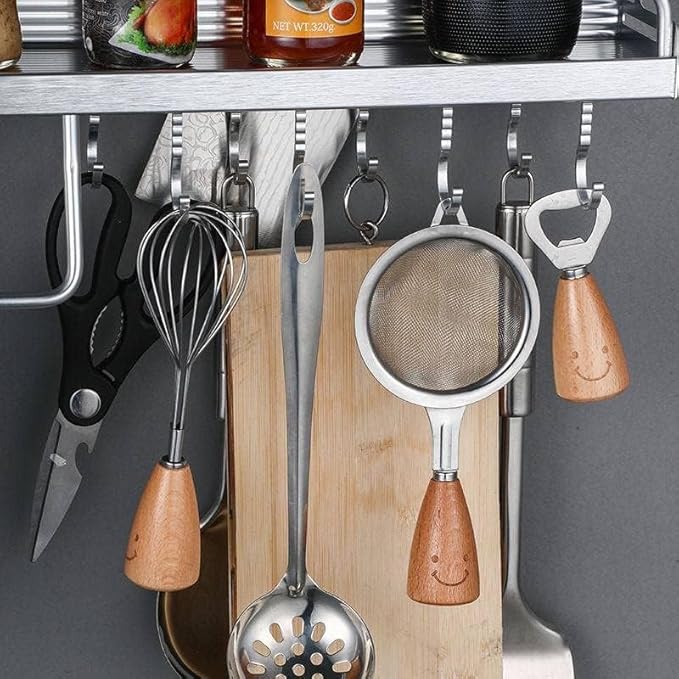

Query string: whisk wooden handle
124 462 201 591
553 273 630 403
407 478 480 606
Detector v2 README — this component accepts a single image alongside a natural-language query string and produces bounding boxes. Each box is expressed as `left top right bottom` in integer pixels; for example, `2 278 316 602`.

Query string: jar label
83 0 196 68
265 0 362 38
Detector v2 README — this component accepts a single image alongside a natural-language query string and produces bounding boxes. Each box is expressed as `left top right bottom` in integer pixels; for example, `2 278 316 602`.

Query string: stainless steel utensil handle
497 188 535 596
501 416 524 596
281 163 324 595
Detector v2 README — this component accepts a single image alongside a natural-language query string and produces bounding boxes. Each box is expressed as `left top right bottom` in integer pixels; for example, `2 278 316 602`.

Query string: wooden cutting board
226 243 502 678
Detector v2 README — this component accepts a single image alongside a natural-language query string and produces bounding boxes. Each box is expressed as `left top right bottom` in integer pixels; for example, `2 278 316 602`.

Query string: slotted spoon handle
553 272 629 402
280 163 325 594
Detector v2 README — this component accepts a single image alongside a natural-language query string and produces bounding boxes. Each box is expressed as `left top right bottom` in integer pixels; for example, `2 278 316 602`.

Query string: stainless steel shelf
0 36 676 115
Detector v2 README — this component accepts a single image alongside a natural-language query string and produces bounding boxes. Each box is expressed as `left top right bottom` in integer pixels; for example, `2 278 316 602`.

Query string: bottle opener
525 189 629 403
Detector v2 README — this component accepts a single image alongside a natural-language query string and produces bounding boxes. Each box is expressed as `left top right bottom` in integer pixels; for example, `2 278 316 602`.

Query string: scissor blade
30 411 101 561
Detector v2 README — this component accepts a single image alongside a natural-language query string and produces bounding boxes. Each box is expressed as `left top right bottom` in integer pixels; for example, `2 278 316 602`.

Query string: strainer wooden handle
407 478 480 605
553 273 629 403
124 462 201 591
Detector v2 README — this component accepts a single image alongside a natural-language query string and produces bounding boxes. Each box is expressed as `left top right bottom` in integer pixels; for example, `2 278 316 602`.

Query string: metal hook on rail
87 115 104 188
506 103 532 177
223 111 254 209
356 109 379 180
293 109 307 171
292 110 314 218
575 102 605 210
170 112 190 213
227 112 250 185
437 106 464 220
0 115 84 309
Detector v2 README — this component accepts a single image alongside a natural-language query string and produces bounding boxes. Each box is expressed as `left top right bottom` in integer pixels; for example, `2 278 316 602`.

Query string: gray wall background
0 96 678 678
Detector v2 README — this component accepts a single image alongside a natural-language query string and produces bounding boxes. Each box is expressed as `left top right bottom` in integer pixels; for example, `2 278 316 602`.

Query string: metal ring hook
506 103 532 176
438 106 464 218
87 115 104 188
343 173 389 245
170 112 190 213
575 102 605 210
356 109 378 179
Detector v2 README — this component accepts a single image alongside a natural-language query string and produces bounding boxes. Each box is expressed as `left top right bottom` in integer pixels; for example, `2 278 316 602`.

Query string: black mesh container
424 0 583 62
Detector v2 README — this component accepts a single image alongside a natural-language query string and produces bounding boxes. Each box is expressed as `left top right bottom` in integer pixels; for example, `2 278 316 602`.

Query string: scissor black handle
46 173 158 427
46 173 132 304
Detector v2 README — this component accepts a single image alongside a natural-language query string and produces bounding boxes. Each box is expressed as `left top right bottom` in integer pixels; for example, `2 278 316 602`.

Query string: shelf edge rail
0 115 83 309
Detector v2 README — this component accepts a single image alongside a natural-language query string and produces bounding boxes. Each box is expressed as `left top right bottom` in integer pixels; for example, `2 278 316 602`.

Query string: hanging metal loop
0 115 84 309
170 112 190 213
501 168 535 206
437 106 464 219
343 109 389 245
506 104 532 177
87 115 104 188
343 175 388 245
575 102 605 210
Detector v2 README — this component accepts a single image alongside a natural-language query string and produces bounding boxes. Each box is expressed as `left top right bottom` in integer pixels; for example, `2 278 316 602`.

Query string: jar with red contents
244 0 364 66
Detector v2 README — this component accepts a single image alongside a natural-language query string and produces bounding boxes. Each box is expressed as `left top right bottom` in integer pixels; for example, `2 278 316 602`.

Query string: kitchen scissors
30 172 162 561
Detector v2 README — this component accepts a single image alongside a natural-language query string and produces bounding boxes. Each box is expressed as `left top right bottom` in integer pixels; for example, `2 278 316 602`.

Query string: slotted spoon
227 163 374 678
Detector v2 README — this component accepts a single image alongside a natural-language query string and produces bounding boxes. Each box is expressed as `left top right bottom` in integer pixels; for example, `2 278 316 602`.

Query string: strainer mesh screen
367 238 525 392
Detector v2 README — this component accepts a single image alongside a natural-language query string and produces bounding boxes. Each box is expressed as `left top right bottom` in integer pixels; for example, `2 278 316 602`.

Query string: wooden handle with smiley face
553 272 630 403
407 478 480 605
124 462 201 591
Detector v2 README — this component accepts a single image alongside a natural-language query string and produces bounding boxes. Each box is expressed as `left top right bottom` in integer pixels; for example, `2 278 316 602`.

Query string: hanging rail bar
0 114 83 309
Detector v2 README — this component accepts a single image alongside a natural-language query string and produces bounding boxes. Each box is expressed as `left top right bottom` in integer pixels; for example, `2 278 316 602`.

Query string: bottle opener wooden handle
124 462 201 591
407 478 480 606
553 272 629 402
525 190 629 402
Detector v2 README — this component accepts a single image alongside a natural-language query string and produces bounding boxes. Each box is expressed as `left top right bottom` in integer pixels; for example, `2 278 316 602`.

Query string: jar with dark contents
0 0 22 69
424 0 581 63
83 0 197 68
244 0 364 66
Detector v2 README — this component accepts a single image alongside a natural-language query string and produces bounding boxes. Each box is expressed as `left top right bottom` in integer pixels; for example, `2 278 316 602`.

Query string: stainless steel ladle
227 163 375 679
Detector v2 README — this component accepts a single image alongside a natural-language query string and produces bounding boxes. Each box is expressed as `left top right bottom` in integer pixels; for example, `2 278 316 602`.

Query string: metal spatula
498 178 575 679
501 415 575 679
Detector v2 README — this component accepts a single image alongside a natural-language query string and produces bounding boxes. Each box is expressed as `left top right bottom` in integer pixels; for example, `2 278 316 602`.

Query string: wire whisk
124 200 247 592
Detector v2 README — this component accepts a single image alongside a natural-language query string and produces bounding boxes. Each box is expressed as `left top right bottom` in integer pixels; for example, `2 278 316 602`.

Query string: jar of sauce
83 0 196 68
0 0 22 69
244 0 363 66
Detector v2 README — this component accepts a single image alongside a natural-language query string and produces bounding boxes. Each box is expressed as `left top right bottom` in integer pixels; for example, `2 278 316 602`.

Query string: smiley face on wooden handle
407 478 480 605
124 462 201 592
553 273 630 403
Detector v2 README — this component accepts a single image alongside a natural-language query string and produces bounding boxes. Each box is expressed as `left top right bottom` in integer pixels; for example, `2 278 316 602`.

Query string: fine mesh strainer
355 224 540 605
